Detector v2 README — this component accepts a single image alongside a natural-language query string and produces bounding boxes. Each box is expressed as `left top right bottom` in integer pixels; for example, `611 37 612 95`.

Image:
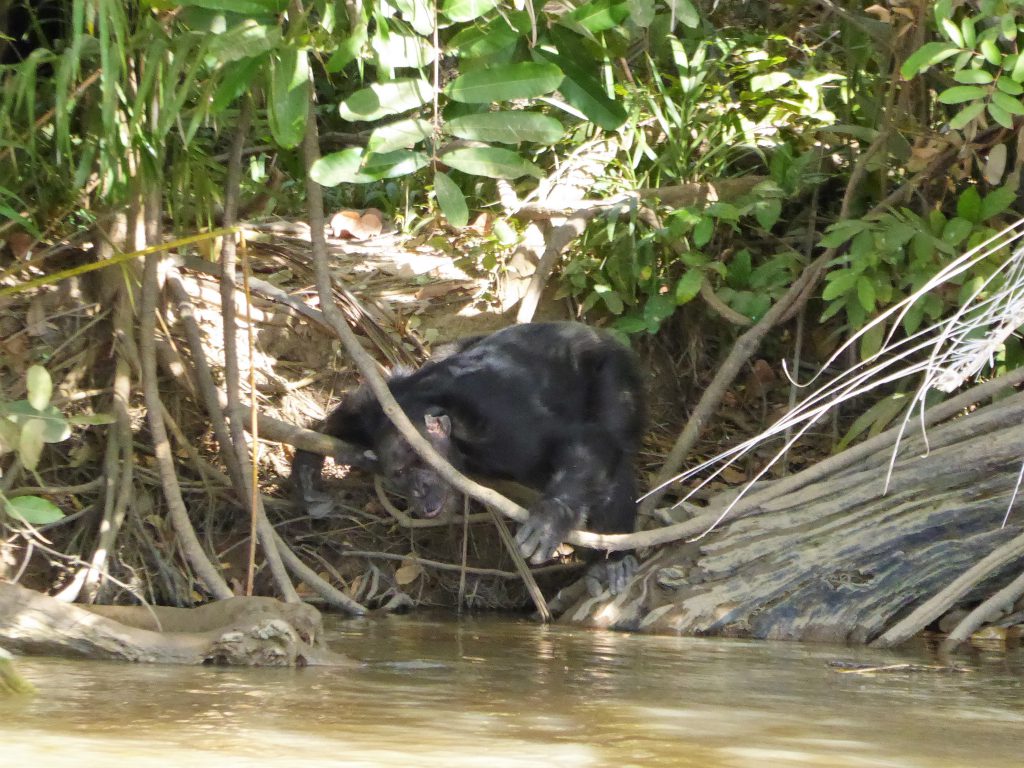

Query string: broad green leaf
442 0 499 23
941 216 974 246
339 79 433 122
997 76 1024 95
987 100 1014 129
961 15 976 48
900 42 960 79
447 62 563 103
822 268 857 301
666 0 700 28
207 19 279 63
953 69 993 85
18 418 45 470
856 276 876 313
627 0 656 28
267 49 309 149
326 23 368 72
5 495 65 525
446 111 563 144
859 321 885 361
2 402 71 443
560 0 630 34
448 17 523 58
534 48 626 131
750 72 793 92
492 218 517 245
367 119 433 153
754 198 782 230
440 146 543 178
948 100 986 130
392 0 436 35
980 184 1017 220
26 365 52 411
837 392 906 450
939 16 963 46
819 219 872 248
1012 51 1024 82
991 90 1024 115
937 85 986 104
178 0 287 13
371 31 436 68
67 413 117 426
211 54 266 112
1002 15 1018 40
643 293 676 326
693 216 713 247
957 186 982 223
980 38 1002 66
311 148 428 185
434 171 469 228
674 269 703 304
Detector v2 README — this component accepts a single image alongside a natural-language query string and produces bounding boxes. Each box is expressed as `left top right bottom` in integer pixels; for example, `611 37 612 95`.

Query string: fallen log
0 582 350 666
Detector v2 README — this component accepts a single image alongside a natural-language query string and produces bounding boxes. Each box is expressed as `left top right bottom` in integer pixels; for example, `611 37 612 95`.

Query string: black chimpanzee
291 322 645 594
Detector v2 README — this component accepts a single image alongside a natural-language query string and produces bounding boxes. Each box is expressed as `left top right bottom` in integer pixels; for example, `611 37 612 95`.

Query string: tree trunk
0 583 350 666
563 391 1024 644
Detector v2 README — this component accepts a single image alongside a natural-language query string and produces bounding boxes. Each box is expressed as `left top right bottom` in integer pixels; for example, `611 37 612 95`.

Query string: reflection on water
1 614 1022 767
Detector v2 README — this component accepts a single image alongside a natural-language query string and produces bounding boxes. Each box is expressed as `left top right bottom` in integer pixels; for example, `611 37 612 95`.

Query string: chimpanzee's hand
514 500 577 564
585 553 639 597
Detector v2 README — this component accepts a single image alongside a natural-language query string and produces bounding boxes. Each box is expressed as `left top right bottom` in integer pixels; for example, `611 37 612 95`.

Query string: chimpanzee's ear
424 411 451 439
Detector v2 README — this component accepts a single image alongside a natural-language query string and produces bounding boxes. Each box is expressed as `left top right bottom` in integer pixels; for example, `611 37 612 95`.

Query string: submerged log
0 582 350 666
565 390 1024 644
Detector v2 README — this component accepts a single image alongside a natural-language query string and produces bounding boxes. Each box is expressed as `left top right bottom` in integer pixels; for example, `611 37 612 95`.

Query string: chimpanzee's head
376 410 460 519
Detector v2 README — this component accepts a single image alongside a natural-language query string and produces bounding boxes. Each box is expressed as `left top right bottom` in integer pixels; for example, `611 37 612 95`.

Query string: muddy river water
1 615 1022 767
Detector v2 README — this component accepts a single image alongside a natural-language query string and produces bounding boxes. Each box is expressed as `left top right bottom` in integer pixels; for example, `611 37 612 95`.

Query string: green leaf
750 72 793 92
447 62 563 103
939 16 964 46
991 90 1024 115
26 365 52 411
442 0 499 23
339 79 433 122
948 100 986 130
326 23 368 72
937 85 987 104
987 100 1014 129
900 42 960 79
996 76 1024 95
1012 51 1024 82
448 18 521 59
371 31 436 68
367 119 433 154
667 0 700 28
5 495 65 525
18 418 45 470
819 219 872 249
980 38 1002 66
691 216 714 247
207 19 280 63
311 148 428 185
492 218 517 245
447 111 564 144
754 198 782 230
561 0 630 34
941 216 974 246
440 146 544 179
822 268 857 301
674 268 703 305
953 69 993 85
67 413 116 426
859 321 885 361
856 276 876 313
434 171 469 228
211 54 266 112
533 49 626 131
980 184 1018 220
957 186 982 223
178 0 287 14
267 49 309 149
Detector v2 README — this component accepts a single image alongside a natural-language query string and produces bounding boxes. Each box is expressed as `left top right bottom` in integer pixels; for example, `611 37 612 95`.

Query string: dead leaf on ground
395 560 423 586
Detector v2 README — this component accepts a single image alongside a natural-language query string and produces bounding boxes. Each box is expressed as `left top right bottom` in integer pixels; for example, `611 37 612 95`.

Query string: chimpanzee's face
376 412 459 519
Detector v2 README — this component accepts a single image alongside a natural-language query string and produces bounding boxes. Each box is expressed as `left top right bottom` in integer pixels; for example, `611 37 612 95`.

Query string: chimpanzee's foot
585 553 638 596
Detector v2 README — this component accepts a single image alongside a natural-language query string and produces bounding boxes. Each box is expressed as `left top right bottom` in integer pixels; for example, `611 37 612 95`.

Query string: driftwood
0 582 350 666
563 389 1024 644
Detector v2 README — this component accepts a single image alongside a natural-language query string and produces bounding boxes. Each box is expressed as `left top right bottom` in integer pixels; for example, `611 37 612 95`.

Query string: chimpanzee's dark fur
291 322 645 593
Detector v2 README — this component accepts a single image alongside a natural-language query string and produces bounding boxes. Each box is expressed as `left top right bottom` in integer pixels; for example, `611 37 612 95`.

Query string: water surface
1 615 1021 767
